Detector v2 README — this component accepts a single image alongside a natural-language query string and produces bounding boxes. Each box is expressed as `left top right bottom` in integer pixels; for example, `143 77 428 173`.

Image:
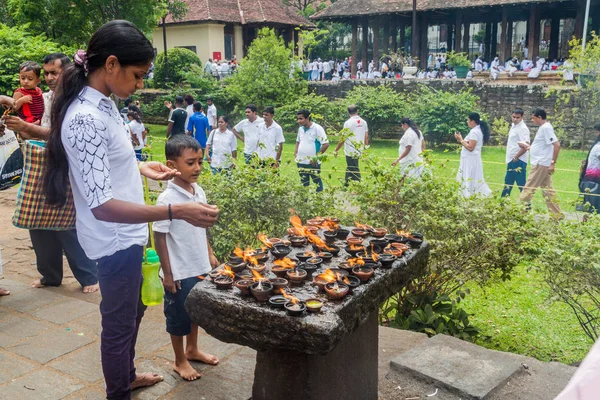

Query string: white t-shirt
185 104 194 131
234 117 264 155
343 115 368 157
505 121 530 163
129 120 146 151
61 86 147 260
530 122 558 167
153 181 211 280
41 91 53 128
399 128 423 166
461 126 484 157
295 122 328 164
257 121 285 160
207 104 217 127
207 128 237 168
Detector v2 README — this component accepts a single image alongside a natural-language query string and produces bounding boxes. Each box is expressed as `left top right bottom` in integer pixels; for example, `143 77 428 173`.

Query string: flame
289 214 313 237
247 256 259 266
371 245 379 261
273 258 296 269
316 269 337 283
303 251 316 257
307 233 334 251
257 233 272 248
218 265 235 279
335 272 343 282
347 258 365 267
280 289 299 304
322 220 339 232
355 221 371 230
396 229 411 237
343 276 351 284
233 247 244 258
250 268 265 282
350 244 365 251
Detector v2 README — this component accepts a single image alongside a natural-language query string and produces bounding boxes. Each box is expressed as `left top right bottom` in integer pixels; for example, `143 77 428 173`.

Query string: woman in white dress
454 113 492 197
392 117 425 178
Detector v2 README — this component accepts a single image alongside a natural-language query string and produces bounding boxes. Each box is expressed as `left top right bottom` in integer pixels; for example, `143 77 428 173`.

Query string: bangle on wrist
168 204 173 221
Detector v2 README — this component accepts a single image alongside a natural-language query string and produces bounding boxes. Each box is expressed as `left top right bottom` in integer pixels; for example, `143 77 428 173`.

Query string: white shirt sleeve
168 109 174 123
519 127 530 143
234 120 244 132
277 126 285 144
544 127 557 145
207 130 215 147
316 125 329 144
230 132 238 152
152 192 171 233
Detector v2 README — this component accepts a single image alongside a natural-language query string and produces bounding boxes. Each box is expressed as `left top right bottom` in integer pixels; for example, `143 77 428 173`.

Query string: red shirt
14 87 44 123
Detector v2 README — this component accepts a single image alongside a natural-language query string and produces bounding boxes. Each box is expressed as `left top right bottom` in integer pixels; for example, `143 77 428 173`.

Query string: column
383 18 391 55
372 18 380 70
362 18 368 70
351 20 358 77
531 5 541 60
575 0 584 39
500 7 508 61
391 21 398 52
463 21 471 56
455 12 463 52
399 24 406 51
491 21 498 58
411 0 418 57
548 15 560 60
419 14 429 68
506 20 513 59
484 21 492 59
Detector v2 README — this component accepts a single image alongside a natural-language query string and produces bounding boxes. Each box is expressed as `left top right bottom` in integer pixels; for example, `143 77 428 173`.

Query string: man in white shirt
334 105 369 185
295 109 329 192
323 59 332 80
184 94 194 131
501 108 530 197
256 106 285 167
204 58 213 75
206 97 217 130
233 104 264 164
518 108 562 217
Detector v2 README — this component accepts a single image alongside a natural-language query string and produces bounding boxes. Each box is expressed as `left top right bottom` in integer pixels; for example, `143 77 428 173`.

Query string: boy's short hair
175 95 184 106
165 134 202 160
263 106 275 115
297 109 311 120
20 61 42 77
193 102 203 112
184 94 194 105
532 108 547 119
512 108 524 116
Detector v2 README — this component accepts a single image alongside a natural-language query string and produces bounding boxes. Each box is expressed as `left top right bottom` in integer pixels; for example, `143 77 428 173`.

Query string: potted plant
446 51 471 79
382 51 419 78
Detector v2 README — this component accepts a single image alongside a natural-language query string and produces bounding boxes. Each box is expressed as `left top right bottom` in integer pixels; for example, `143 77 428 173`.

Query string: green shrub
181 64 219 91
277 93 345 133
154 48 202 86
491 116 511 145
446 51 472 68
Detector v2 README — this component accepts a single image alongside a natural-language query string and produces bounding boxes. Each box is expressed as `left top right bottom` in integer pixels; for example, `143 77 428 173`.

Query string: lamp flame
257 233 272 248
280 289 299 304
273 258 296 270
347 258 365 267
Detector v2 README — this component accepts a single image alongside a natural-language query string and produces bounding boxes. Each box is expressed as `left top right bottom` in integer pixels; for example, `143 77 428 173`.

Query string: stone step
390 333 575 400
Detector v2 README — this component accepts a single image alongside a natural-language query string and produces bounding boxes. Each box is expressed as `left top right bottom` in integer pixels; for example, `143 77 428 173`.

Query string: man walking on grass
502 108 530 197
334 105 369 185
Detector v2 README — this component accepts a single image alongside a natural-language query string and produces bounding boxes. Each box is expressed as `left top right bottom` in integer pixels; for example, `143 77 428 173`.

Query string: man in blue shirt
186 102 210 149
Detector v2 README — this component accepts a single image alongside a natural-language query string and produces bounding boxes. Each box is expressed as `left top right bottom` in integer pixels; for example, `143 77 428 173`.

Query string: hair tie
74 49 89 74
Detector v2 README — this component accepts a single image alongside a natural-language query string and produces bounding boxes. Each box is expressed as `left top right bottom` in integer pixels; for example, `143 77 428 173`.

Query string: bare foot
0 287 10 296
173 360 202 381
30 279 45 288
82 283 99 293
186 349 219 365
130 372 163 391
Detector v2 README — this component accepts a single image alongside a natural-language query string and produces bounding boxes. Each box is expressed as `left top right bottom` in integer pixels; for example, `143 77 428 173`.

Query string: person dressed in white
256 106 284 167
334 105 369 184
501 108 530 197
490 57 501 80
322 59 332 80
392 117 425 178
311 60 319 81
206 97 217 130
521 59 534 71
232 104 264 164
332 70 340 81
127 111 146 161
454 112 492 197
474 56 484 72
317 59 324 80
295 109 329 192
206 115 237 174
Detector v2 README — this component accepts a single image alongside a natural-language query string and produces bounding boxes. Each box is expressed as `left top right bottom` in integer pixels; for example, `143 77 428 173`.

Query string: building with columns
152 0 313 63
313 0 598 72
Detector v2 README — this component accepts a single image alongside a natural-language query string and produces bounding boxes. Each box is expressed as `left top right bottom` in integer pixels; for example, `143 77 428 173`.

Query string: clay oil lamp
208 267 223 280
298 262 318 279
281 239 291 247
345 244 366 257
384 234 403 243
329 268 349 277
306 256 323 268
248 263 267 274
395 229 413 243
213 266 235 290
270 244 292 259
342 275 361 292
267 237 282 246
324 281 349 300
325 217 340 224
228 252 244 265
378 254 397 268
307 232 338 255
269 277 288 294
317 252 333 263
272 258 297 278
250 281 273 302
305 298 324 313
235 269 253 281
408 232 424 248
228 261 247 274
290 235 308 247
286 268 307 285
355 222 374 233
234 279 254 296
352 266 374 282
281 290 306 316
313 269 337 292
346 237 364 246
369 238 388 248
296 250 316 262
372 228 388 238
342 257 365 273
336 228 350 240
351 228 368 238
307 217 325 226
323 230 338 244
268 295 288 309
384 243 409 257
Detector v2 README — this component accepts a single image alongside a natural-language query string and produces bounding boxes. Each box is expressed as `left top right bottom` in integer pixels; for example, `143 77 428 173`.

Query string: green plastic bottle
141 248 163 306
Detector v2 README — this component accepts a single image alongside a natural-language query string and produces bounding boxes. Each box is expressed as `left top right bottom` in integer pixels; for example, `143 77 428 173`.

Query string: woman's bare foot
173 360 202 381
82 283 99 293
186 349 219 365
130 372 163 391
30 279 45 288
0 287 10 296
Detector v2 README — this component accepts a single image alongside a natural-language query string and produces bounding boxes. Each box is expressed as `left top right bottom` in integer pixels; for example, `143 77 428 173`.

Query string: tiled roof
312 0 568 19
164 0 314 27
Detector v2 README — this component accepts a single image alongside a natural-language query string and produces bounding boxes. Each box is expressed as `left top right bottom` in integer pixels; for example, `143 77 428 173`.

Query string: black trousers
345 156 361 184
29 229 98 287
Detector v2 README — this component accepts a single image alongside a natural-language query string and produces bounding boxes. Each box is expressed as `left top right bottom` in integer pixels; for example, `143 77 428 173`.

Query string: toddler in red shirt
13 61 44 124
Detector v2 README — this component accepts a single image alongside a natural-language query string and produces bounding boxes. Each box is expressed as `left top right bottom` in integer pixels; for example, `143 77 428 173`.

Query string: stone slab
131 359 181 400
134 319 172 357
391 334 524 400
32 298 98 325
0 278 31 294
48 344 103 383
7 327 94 364
155 331 243 363
0 288 62 313
0 314 53 347
0 369 84 400
0 350 38 384
63 386 107 400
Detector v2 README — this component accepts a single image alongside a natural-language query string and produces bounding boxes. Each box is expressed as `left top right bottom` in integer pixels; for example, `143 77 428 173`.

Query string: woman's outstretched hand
139 161 180 181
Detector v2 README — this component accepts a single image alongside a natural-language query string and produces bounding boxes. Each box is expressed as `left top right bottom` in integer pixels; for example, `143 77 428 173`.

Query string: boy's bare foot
130 372 163 390
83 283 99 293
30 279 45 288
0 287 10 296
173 360 202 381
186 349 219 365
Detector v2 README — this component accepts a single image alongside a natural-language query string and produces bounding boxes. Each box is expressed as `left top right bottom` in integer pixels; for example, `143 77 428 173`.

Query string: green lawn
145 124 593 364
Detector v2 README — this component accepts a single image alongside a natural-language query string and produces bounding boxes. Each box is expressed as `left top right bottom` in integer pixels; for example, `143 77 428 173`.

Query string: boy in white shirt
334 105 369 184
154 135 220 381
501 108 530 197
233 104 264 164
295 109 329 192
256 106 285 167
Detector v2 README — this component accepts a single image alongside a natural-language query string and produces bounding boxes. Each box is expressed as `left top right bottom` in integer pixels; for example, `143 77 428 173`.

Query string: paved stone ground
0 187 577 399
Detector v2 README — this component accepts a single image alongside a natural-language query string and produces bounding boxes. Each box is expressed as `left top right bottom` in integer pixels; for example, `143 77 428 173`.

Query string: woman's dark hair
400 117 422 139
44 20 154 206
127 111 142 124
468 112 490 144
218 115 229 125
